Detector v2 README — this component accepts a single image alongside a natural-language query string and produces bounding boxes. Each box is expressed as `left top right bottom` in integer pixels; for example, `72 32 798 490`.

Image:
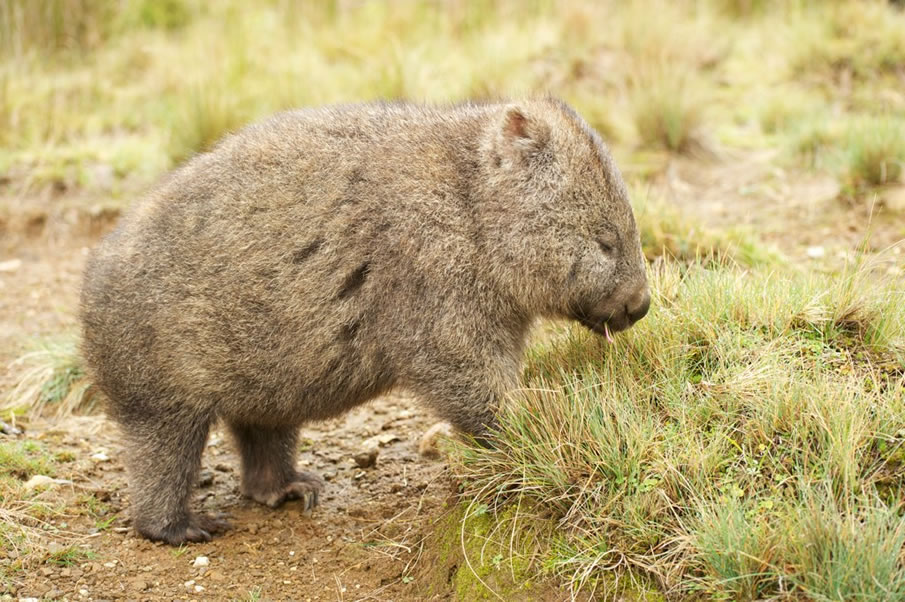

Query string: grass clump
454 259 905 598
793 2 905 86
0 0 192 58
842 116 905 195
631 71 707 154
790 115 905 200
4 337 98 417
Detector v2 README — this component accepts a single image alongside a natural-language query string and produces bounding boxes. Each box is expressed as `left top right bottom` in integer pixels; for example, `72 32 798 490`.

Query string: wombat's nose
627 288 651 324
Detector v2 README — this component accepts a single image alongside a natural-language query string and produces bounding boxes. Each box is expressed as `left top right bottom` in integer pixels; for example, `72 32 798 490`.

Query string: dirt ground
1 152 903 601
1 231 459 601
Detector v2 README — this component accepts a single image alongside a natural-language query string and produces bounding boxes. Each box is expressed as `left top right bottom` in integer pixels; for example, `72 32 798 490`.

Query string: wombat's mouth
572 287 651 340
575 313 633 340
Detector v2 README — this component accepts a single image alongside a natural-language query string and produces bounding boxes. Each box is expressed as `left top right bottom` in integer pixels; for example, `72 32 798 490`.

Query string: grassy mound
455 260 905 599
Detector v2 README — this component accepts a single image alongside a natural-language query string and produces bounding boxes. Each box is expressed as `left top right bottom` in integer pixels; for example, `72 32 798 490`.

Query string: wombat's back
81 102 492 423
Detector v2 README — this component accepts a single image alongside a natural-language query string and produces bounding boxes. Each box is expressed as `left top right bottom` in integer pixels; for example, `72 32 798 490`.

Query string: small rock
806 246 825 259
353 470 366 480
184 580 195 589
24 475 72 491
0 420 22 436
18 598 39 602
353 449 378 469
214 463 231 472
194 585 205 593
131 579 148 591
90 451 110 462
192 555 209 568
362 433 400 448
322 470 337 482
0 258 22 273
418 422 454 458
40 567 53 576
197 470 214 487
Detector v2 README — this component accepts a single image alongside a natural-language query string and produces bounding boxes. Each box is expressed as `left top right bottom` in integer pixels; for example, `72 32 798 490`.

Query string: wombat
80 99 650 544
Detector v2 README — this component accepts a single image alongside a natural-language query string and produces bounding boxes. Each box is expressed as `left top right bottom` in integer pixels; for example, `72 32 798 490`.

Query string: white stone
23 475 72 491
0 259 22 272
806 246 825 259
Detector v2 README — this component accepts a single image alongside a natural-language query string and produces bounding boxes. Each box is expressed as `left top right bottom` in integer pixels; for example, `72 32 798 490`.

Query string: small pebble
806 246 825 259
353 449 378 469
198 470 214 487
0 258 22 272
0 420 22 435
192 555 210 568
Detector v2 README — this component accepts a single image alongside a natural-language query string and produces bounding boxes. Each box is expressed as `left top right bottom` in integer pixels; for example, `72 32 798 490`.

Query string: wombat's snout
626 287 651 325
574 281 651 337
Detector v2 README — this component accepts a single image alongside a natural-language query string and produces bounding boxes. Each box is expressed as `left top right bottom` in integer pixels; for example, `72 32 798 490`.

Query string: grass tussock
793 2 905 86
843 117 905 194
454 260 905 598
0 0 192 57
791 115 905 199
3 337 98 417
631 71 708 155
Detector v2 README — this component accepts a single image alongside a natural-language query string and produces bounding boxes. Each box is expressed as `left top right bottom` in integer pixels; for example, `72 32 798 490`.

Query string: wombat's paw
196 512 232 535
137 513 231 545
247 471 325 510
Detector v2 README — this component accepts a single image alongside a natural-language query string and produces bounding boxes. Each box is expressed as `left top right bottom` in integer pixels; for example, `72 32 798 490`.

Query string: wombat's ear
498 105 551 163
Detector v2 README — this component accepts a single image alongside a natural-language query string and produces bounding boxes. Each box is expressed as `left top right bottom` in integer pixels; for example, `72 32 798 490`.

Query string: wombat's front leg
228 424 324 510
415 375 502 443
120 406 229 544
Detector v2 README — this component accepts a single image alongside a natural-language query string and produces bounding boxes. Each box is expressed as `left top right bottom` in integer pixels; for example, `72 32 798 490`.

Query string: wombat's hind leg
121 407 228 544
229 424 324 510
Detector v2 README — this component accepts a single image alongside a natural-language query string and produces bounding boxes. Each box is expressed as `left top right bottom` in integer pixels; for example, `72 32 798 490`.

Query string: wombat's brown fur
80 99 650 545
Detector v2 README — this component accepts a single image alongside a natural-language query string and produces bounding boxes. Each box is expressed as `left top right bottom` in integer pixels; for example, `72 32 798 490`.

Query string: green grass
3 336 98 417
789 114 905 200
0 440 71 592
0 440 56 483
843 117 905 195
454 258 905 599
631 70 707 155
3 0 902 200
633 186 783 267
45 545 95 567
792 2 905 86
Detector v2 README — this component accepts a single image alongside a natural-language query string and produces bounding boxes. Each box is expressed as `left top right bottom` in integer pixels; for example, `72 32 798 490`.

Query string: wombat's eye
598 240 615 254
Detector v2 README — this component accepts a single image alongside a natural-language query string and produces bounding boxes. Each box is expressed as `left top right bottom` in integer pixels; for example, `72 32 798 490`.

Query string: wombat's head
479 99 650 337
